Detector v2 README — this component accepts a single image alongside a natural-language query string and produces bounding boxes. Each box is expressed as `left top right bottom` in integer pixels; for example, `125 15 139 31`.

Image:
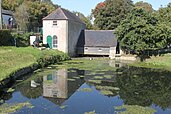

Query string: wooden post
0 0 2 29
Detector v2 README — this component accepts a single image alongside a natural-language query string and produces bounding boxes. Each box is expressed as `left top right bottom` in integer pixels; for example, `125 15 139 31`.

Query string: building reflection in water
43 68 85 105
43 68 68 99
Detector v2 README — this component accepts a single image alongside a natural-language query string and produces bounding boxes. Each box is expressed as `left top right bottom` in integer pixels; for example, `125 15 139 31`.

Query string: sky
52 0 171 16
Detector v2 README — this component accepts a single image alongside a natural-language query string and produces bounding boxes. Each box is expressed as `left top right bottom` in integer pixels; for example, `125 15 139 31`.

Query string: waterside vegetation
0 46 69 81
131 53 171 71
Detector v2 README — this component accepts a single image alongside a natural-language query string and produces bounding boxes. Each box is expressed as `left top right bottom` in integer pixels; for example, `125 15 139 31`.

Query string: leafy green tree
92 0 133 30
135 1 153 12
3 0 56 31
2 0 19 11
92 2 106 18
115 8 171 56
27 1 55 31
14 2 29 31
157 3 171 27
14 1 55 31
41 0 53 4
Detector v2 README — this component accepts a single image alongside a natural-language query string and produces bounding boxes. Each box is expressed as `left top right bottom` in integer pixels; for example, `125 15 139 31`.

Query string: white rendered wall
43 20 68 53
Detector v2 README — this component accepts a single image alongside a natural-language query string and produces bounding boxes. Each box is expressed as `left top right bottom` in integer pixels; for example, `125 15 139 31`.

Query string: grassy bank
131 53 171 71
0 46 69 81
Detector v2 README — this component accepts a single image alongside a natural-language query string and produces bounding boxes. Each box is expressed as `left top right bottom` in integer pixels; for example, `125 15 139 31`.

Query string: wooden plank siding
77 47 111 55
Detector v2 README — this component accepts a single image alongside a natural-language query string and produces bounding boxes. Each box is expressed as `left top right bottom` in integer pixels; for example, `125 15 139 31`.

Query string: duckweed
0 102 33 114
84 110 96 114
78 88 93 92
94 76 103 79
7 88 15 93
68 70 77 73
60 105 68 109
73 77 80 79
67 78 76 81
104 75 113 79
115 105 156 114
96 86 120 91
79 76 85 78
56 59 117 71
100 90 113 95
44 80 53 84
88 80 102 84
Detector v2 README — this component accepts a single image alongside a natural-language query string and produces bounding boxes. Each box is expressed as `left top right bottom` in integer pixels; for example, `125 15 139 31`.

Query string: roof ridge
43 8 59 20
60 8 69 20
43 7 84 24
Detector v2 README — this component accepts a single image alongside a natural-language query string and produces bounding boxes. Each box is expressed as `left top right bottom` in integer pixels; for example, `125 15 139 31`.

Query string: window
53 35 58 48
53 21 57 26
98 48 102 51
85 47 88 51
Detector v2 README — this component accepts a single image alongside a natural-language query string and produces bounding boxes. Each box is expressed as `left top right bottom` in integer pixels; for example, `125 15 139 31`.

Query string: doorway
47 35 52 49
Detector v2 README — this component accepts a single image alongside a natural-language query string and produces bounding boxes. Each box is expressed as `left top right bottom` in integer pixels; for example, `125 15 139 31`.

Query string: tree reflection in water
116 66 171 110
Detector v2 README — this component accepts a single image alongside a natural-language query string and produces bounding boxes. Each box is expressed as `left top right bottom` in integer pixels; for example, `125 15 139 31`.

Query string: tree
92 0 133 30
157 3 171 27
135 1 153 12
2 0 19 11
26 1 55 31
14 2 29 31
92 2 106 18
2 0 56 31
115 8 171 57
41 0 53 4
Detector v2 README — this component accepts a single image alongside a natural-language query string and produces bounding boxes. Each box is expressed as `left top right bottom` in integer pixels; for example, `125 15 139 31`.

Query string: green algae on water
84 110 96 114
68 70 77 73
44 80 53 84
78 88 93 92
0 102 34 114
60 105 68 109
115 105 156 114
96 86 120 91
88 80 102 84
7 88 15 93
94 76 103 79
67 78 76 81
100 90 113 95
104 75 113 79
73 77 80 79
79 75 85 78
56 59 117 71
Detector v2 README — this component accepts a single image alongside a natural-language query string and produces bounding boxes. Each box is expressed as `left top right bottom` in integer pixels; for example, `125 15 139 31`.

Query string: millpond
1 59 171 114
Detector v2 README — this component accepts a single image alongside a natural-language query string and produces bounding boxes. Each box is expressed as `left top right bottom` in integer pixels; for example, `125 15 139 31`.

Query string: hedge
0 29 33 47
0 29 14 46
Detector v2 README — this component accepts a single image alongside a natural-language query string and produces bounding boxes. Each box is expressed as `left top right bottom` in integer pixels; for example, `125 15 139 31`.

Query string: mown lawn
0 46 69 81
131 53 171 71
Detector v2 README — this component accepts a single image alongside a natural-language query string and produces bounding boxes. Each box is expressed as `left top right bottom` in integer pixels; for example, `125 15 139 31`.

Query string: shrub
0 29 14 46
11 32 33 47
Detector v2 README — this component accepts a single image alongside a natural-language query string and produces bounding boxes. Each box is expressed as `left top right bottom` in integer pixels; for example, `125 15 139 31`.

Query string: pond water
1 59 171 114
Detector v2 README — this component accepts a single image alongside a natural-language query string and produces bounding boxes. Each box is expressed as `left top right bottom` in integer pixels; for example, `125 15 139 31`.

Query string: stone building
43 7 86 57
77 30 118 58
43 7 120 58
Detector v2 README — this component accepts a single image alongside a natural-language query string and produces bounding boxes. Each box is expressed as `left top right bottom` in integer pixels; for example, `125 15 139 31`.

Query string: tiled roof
43 7 84 24
77 30 117 47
